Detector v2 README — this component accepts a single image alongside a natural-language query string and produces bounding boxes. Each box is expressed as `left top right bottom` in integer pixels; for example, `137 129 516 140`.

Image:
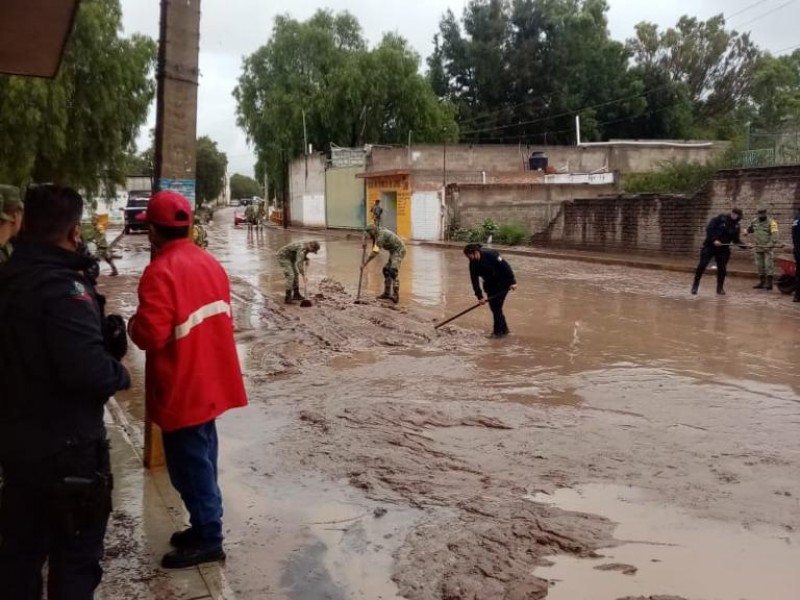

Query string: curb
263 221 760 280
419 241 760 279
105 398 238 600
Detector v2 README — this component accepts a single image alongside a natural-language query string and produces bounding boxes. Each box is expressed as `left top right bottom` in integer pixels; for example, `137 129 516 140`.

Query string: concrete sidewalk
100 401 235 600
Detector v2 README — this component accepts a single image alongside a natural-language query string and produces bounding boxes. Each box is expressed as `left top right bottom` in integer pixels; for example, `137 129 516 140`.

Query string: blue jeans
162 420 223 546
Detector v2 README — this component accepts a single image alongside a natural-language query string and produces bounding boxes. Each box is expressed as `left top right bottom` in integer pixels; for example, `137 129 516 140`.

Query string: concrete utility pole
146 0 201 469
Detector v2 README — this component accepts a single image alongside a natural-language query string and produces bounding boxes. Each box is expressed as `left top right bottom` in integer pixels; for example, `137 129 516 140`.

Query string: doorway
380 191 398 233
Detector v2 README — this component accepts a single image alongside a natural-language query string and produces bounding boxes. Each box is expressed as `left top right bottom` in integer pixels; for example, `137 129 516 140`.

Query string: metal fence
742 128 800 166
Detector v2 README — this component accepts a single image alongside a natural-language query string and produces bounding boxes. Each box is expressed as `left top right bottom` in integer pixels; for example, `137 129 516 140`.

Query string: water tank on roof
529 151 548 171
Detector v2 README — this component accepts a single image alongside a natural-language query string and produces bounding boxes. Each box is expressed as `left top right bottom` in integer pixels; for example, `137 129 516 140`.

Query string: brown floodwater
101 208 800 599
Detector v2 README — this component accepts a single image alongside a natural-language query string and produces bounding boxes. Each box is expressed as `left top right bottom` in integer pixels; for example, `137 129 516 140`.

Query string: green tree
234 10 456 201
195 136 227 207
746 52 800 131
627 15 761 138
431 0 644 144
230 173 262 199
0 0 156 195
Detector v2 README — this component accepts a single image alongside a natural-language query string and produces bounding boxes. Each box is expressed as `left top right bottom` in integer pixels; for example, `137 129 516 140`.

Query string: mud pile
230 276 482 380
285 400 618 600
226 276 622 599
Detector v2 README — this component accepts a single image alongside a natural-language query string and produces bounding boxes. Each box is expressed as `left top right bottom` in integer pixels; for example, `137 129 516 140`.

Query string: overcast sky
120 0 800 178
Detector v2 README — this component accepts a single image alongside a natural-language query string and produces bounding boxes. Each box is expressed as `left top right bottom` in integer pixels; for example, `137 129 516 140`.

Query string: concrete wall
288 153 326 227
449 181 618 235
369 142 725 177
533 166 800 256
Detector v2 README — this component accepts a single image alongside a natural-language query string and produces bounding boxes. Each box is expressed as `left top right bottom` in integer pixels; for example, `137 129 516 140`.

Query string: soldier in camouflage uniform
81 214 119 276
0 185 23 264
746 207 780 291
192 216 208 249
277 241 321 304
362 225 406 303
244 204 257 229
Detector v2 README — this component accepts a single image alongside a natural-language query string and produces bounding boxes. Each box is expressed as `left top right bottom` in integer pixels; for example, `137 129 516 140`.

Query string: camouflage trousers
755 250 775 277
385 248 405 273
279 257 301 292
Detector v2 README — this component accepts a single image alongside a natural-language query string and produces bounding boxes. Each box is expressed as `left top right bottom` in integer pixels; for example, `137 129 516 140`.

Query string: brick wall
533 166 800 256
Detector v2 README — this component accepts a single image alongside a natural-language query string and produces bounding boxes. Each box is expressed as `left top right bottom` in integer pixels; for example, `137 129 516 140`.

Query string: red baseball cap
137 191 193 227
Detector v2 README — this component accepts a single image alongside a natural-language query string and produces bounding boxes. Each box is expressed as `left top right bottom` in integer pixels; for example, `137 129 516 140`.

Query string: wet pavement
101 208 800 599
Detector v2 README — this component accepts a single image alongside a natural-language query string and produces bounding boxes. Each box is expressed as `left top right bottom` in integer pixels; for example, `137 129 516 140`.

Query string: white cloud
121 0 800 178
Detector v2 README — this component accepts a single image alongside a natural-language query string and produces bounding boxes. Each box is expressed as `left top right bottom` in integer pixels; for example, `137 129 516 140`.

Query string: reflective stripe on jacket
129 239 247 431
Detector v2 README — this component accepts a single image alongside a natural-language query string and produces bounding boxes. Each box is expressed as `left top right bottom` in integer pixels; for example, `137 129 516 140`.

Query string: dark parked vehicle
123 193 150 234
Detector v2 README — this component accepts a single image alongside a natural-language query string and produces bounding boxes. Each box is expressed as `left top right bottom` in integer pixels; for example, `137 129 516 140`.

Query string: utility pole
443 136 448 188
146 0 201 469
302 110 309 156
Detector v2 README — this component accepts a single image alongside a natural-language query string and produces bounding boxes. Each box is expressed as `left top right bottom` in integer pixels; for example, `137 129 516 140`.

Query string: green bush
623 160 719 195
495 222 531 246
622 145 743 195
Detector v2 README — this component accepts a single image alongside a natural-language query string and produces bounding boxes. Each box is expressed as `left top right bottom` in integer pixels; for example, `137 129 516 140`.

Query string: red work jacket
129 239 247 432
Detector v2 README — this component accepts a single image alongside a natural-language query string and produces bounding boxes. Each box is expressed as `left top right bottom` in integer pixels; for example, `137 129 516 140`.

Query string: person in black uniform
793 209 800 303
464 243 517 337
691 208 745 296
0 185 130 600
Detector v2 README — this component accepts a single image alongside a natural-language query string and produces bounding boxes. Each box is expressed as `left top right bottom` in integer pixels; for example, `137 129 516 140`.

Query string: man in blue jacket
0 185 130 600
464 243 517 337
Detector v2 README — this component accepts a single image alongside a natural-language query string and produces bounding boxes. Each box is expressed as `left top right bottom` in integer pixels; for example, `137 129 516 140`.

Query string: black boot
378 277 392 300
753 276 766 289
691 282 699 295
391 279 400 304
284 290 296 305
766 276 774 291
717 284 726 296
794 290 800 303
293 284 304 301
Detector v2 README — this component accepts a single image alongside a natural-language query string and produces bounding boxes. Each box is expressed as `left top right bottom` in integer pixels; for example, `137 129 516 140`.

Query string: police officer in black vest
691 208 745 296
464 243 517 337
0 185 130 600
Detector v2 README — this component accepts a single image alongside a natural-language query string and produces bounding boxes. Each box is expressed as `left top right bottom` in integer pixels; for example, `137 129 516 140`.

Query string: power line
773 41 800 54
727 0 774 21
459 84 675 137
735 0 797 28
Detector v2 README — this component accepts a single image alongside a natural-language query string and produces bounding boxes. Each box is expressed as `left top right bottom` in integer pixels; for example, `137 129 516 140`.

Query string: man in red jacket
128 191 247 569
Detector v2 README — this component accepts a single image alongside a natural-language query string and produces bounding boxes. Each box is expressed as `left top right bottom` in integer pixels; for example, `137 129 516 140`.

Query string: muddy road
103 208 800 599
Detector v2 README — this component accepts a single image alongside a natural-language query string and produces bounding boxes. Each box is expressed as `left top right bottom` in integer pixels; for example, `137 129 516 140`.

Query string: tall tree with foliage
234 10 456 200
429 0 645 144
195 137 228 208
230 173 262 200
0 0 156 195
746 51 800 131
627 15 761 138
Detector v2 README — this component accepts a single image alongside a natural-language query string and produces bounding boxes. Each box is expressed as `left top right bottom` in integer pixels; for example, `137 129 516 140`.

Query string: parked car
122 194 150 234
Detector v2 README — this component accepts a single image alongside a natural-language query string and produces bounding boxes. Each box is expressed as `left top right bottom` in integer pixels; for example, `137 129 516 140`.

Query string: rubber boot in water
753 276 766 289
285 290 296 305
293 284 304 301
391 279 400 304
766 276 774 291
378 277 392 300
